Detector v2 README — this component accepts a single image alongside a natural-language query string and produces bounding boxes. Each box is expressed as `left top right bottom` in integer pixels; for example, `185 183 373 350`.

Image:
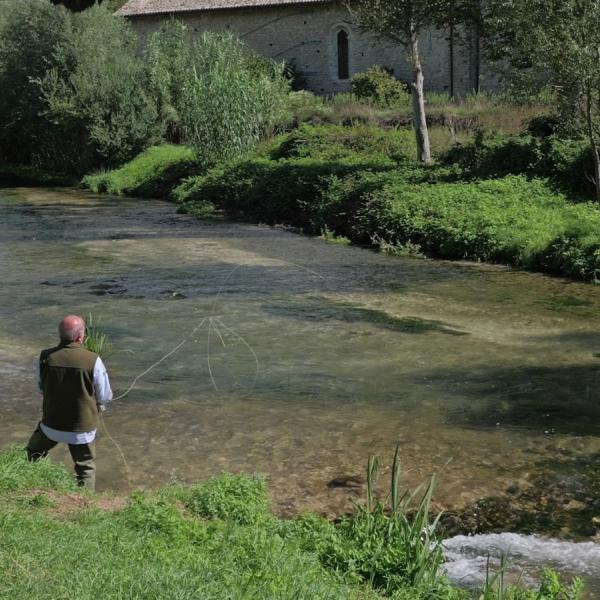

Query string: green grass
173 126 600 281
81 144 197 198
0 447 585 600
0 446 76 493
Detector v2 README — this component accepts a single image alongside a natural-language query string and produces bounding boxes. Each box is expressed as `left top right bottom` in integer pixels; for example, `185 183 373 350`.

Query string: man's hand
97 403 106 413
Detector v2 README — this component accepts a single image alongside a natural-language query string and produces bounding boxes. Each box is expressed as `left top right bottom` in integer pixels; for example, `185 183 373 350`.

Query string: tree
347 0 463 164
484 0 600 202
0 0 159 172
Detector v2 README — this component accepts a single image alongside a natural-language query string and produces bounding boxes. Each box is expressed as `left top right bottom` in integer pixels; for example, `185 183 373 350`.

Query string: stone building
118 0 489 96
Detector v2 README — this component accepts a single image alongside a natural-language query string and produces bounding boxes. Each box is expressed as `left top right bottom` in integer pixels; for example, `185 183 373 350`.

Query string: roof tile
117 0 332 16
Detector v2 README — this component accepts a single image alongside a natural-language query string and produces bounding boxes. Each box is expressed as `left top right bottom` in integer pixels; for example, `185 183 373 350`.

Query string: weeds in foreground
477 558 583 600
316 446 451 596
0 447 586 599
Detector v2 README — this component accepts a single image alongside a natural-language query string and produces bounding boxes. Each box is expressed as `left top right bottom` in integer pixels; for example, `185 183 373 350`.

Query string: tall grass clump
146 21 290 167
83 313 112 359
477 565 583 600
321 446 452 596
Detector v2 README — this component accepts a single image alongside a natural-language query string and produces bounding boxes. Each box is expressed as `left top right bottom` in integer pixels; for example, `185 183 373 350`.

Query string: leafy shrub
351 66 410 108
282 60 307 91
526 114 561 138
0 1 160 173
443 133 596 199
0 445 76 493
443 132 541 178
82 144 196 197
175 156 395 234
539 137 595 198
0 0 72 168
355 176 600 279
185 473 270 525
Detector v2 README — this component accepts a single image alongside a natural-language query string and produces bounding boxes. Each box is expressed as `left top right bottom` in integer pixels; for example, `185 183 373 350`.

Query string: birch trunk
409 25 431 164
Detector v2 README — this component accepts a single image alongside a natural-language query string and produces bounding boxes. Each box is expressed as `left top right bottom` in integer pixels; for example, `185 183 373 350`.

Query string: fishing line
101 258 329 486
99 412 133 491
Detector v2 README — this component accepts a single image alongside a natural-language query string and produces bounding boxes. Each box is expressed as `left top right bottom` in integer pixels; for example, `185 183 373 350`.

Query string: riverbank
79 125 600 282
0 446 585 599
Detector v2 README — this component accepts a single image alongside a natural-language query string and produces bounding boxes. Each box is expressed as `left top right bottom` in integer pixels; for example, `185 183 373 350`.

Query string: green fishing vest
40 342 98 433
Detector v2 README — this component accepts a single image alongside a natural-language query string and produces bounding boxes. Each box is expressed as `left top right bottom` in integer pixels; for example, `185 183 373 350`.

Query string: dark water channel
1 188 599 591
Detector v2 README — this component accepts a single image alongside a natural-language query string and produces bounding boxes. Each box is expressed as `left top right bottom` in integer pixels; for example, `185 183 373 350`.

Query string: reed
83 313 112 359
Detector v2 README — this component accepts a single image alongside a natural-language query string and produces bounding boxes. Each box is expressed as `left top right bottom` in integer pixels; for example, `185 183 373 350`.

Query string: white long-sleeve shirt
36 356 113 444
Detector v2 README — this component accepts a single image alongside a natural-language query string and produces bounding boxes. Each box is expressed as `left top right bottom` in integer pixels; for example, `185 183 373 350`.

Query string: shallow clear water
1 187 599 590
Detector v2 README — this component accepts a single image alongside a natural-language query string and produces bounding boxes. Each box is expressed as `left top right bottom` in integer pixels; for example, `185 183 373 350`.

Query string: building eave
117 0 335 17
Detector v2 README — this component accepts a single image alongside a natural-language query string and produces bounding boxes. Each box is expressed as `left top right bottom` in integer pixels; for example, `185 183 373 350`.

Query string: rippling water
1 187 599 590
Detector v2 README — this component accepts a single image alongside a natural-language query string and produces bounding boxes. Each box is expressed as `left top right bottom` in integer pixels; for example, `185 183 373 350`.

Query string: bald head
59 315 86 344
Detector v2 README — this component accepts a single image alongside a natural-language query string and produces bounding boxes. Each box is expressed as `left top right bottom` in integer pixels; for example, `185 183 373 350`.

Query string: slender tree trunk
584 86 600 202
592 144 600 203
409 24 431 164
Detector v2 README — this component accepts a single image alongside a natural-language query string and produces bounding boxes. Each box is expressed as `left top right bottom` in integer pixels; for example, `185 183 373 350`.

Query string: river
1 187 599 592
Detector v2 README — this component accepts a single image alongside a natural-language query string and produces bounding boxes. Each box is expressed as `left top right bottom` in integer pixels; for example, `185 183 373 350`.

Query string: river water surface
1 187 599 591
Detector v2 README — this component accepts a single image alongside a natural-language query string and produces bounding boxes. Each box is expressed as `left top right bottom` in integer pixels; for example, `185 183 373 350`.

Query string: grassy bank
81 124 600 282
82 145 197 198
0 447 583 599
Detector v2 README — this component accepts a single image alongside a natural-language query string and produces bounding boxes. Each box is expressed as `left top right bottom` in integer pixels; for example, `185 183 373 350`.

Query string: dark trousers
26 423 96 491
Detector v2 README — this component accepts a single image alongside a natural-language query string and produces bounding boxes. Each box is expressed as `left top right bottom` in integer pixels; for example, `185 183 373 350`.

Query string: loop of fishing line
100 258 330 488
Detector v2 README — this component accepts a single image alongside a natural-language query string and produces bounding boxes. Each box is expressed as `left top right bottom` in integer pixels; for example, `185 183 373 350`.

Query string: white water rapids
443 533 600 594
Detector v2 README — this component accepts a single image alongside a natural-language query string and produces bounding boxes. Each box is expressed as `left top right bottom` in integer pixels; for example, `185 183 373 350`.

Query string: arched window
337 29 349 80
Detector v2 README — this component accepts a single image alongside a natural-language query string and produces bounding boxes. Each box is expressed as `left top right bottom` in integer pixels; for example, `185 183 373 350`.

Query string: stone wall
129 3 489 95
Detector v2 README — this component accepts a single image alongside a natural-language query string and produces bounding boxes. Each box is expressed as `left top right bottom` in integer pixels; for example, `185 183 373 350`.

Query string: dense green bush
351 67 411 108
0 0 71 169
82 144 196 197
443 133 595 199
269 124 414 163
0 1 160 173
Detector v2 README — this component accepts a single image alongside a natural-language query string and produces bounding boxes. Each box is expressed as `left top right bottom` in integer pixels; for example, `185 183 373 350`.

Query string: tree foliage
0 1 158 172
0 2 289 173
483 0 600 201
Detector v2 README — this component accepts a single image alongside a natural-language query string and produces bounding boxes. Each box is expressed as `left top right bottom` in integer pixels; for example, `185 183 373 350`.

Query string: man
26 315 113 491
